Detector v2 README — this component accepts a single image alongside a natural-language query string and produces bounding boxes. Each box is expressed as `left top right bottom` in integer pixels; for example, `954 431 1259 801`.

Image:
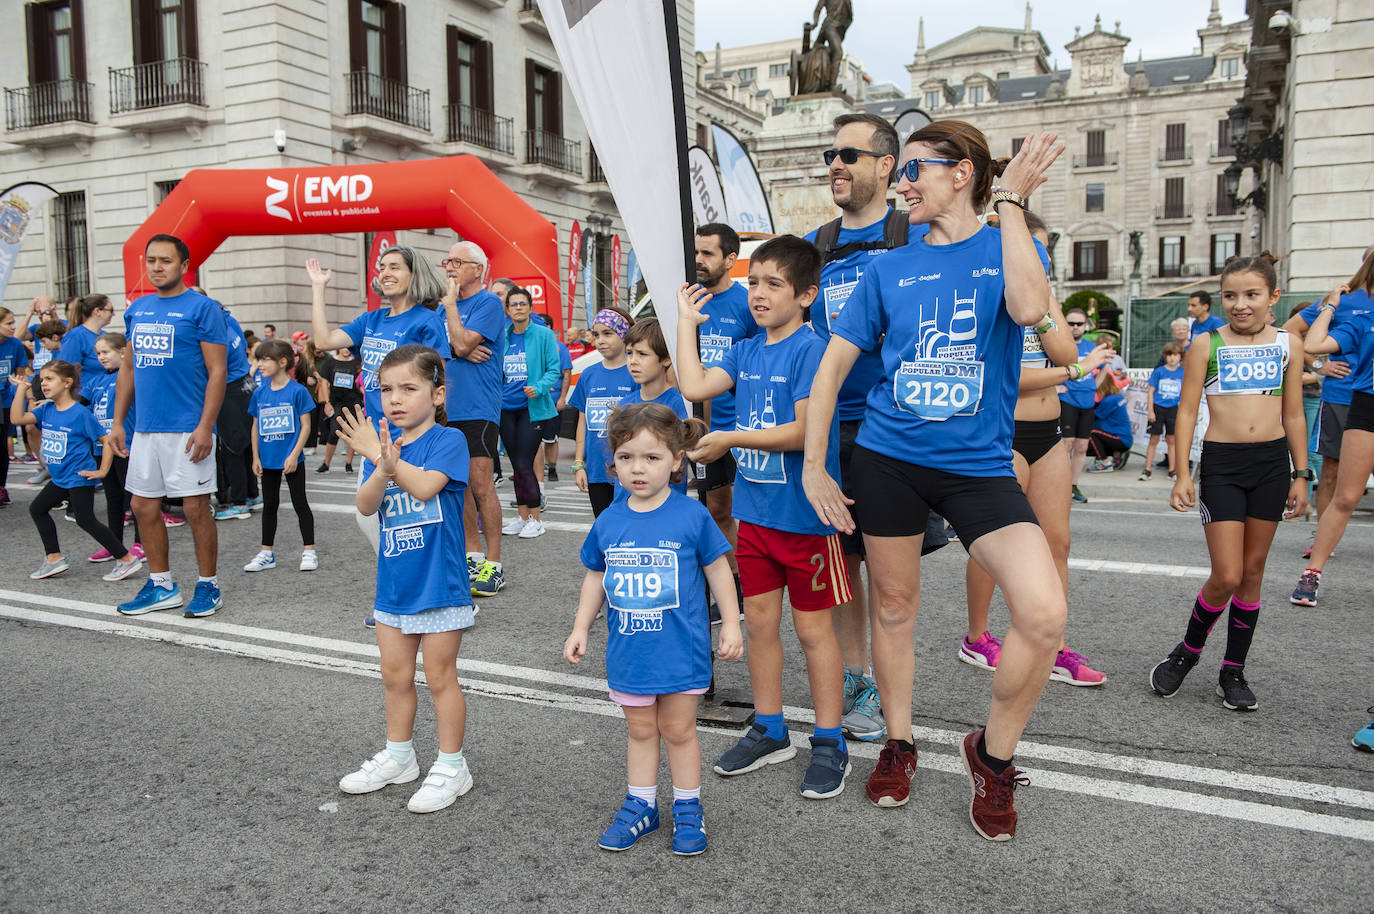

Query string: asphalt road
2 457 1371 913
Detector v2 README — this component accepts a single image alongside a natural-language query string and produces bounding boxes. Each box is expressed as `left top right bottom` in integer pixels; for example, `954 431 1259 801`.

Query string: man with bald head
440 240 507 596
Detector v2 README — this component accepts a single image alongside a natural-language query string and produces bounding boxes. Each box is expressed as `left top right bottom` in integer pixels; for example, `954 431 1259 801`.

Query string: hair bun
1256 250 1280 266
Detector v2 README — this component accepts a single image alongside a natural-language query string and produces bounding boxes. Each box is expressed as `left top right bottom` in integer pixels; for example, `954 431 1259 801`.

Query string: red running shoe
864 739 917 807
959 729 1030 841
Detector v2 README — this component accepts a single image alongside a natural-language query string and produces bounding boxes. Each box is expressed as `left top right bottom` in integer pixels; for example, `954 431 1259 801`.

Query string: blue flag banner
0 182 58 305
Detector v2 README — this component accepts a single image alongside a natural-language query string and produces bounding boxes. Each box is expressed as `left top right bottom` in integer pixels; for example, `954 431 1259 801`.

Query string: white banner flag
0 182 59 305
538 0 693 357
687 145 727 227
711 124 774 235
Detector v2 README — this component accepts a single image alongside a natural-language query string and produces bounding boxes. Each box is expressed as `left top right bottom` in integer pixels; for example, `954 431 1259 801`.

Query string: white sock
467 551 485 563
627 784 657 808
198 575 219 588
150 571 173 588
489 561 502 571
386 739 413 762
672 785 700 803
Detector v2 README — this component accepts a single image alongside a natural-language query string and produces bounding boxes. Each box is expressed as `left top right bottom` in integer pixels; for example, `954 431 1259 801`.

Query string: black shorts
1347 391 1374 435
1013 417 1062 465
1147 404 1179 436
1197 438 1290 524
1059 402 1094 439
837 419 865 556
850 445 1039 551
694 446 736 492
326 396 363 444
1317 401 1352 458
451 418 500 462
539 418 558 444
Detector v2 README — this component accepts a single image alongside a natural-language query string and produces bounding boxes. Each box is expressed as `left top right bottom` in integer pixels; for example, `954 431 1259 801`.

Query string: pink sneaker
129 543 145 559
1051 648 1106 686
959 631 1002 670
162 512 186 528
88 548 114 563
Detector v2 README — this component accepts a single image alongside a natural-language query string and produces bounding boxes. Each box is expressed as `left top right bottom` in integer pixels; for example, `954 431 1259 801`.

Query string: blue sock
756 712 786 741
436 748 465 769
386 739 413 763
813 725 843 744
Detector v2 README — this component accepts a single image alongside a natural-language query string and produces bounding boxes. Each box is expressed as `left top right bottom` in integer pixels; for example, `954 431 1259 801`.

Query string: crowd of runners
4 114 1372 854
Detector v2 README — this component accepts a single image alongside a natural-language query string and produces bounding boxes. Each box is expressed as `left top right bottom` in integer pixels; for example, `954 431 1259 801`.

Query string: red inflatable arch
121 155 561 332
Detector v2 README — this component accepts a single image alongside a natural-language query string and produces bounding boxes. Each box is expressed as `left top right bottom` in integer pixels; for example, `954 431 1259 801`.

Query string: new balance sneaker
1150 642 1199 697
29 556 69 580
500 517 526 535
243 550 276 573
88 547 115 563
518 519 546 538
1051 648 1106 686
1354 709 1374 752
162 511 186 528
184 581 222 618
1291 570 1320 607
959 631 1003 671
102 554 144 582
339 748 420 794
800 736 851 799
299 550 319 572
214 504 251 522
117 580 182 615
712 723 796 776
470 561 505 597
865 739 918 807
407 760 473 813
1217 666 1258 711
597 795 659 851
840 669 886 741
959 729 1029 841
670 798 706 856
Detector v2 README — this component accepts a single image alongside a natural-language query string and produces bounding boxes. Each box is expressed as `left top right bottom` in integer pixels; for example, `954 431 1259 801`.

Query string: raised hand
305 258 332 286
998 133 1066 199
676 283 714 326
376 418 399 476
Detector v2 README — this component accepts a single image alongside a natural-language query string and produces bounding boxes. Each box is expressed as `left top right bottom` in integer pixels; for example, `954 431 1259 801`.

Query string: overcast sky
694 1 1251 88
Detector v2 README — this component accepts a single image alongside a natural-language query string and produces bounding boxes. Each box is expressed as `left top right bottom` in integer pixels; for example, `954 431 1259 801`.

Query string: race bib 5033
132 322 175 368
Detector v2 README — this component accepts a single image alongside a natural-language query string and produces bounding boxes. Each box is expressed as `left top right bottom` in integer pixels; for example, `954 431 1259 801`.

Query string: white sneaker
299 550 319 571
339 749 420 794
243 550 276 572
518 519 546 538
102 554 144 582
501 517 526 535
407 760 473 813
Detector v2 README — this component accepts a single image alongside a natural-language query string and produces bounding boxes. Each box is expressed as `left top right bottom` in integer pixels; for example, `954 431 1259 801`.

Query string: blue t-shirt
805 213 928 420
443 289 506 423
1093 394 1133 448
249 379 316 470
1328 309 1374 398
0 337 30 408
360 423 471 613
697 282 758 432
501 329 531 411
570 362 637 483
720 324 839 535
579 490 731 694
32 343 55 371
551 341 573 402
1147 363 1184 407
1190 314 1226 340
87 370 135 454
223 310 252 380
1059 338 1099 408
833 225 1050 478
612 386 691 501
340 305 448 421
124 289 229 433
58 325 104 397
34 400 101 489
1302 293 1372 406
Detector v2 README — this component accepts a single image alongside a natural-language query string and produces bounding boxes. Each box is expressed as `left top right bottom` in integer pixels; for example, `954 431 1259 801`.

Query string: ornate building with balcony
1 0 700 330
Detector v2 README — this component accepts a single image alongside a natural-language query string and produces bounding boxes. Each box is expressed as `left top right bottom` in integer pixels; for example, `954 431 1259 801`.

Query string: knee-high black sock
1223 597 1260 667
1183 591 1227 653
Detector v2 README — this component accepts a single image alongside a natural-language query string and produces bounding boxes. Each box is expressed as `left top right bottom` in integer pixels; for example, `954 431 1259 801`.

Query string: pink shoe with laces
959 631 1003 671
88 548 114 563
1051 648 1106 686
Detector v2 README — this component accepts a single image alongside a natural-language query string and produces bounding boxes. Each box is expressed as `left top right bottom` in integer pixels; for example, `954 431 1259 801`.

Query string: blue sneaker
246 496 263 510
597 795 659 851
800 736 852 799
841 668 887 742
364 614 376 629
117 579 182 615
712 723 796 776
213 504 251 521
670 798 707 856
183 581 222 618
1354 709 1374 752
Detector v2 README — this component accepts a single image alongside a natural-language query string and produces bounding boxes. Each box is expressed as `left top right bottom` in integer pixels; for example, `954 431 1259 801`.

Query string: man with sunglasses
1058 308 1104 502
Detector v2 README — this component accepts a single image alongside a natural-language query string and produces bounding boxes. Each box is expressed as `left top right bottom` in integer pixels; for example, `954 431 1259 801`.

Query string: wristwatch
1291 468 1314 481
1311 358 1325 370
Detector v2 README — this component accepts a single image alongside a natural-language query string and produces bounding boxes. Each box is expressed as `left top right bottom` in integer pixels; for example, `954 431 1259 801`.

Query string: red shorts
736 521 852 611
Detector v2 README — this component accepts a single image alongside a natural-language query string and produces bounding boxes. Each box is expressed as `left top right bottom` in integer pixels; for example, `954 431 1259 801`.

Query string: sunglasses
1066 320 1087 327
894 157 962 183
822 147 886 166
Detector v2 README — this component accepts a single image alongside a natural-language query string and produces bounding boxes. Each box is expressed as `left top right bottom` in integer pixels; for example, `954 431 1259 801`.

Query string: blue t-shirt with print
833 224 1049 478
697 282 758 432
87 370 135 454
805 212 928 420
1059 338 1100 409
1190 314 1226 341
443 289 506 423
1328 308 1374 398
340 305 448 421
1093 394 1134 447
361 423 471 614
58 325 104 397
32 342 55 371
570 362 637 484
551 341 573 402
580 490 731 694
124 289 229 434
0 337 30 409
222 310 252 380
1301 293 1372 407
249 379 316 470
33 400 101 488
501 329 530 411
612 386 691 501
1147 363 1185 408
719 324 839 535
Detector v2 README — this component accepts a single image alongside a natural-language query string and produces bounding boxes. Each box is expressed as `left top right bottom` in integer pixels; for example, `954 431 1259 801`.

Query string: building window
769 63 788 78
924 90 939 110
996 70 1010 80
1164 122 1187 160
526 60 561 135
131 0 197 63
1211 233 1240 274
1214 174 1236 216
1216 119 1233 157
1085 183 1104 213
1073 240 1108 280
1011 137 1023 156
737 67 756 83
25 0 88 85
1220 57 1238 78
154 179 180 203
52 190 89 302
1159 236 1184 277
1163 177 1186 218
696 121 709 148
967 85 984 105
349 0 406 82
1085 129 1105 167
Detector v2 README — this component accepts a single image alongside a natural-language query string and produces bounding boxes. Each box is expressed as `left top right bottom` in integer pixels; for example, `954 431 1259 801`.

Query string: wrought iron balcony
1155 203 1194 220
1159 145 1194 164
4 79 93 129
1072 151 1118 169
345 70 430 131
445 104 514 155
109 58 206 112
589 148 607 183
524 128 581 175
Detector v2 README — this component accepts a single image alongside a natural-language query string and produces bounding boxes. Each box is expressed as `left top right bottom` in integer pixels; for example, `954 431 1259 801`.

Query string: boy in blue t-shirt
675 234 852 801
1141 342 1186 480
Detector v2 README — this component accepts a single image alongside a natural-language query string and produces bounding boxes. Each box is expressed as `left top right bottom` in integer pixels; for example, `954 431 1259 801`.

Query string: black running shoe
1217 666 1258 711
546 467 559 482
316 463 330 473
1150 642 1199 697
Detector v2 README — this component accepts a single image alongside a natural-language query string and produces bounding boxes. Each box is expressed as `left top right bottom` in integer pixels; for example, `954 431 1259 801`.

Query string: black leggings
1 414 11 486
499 408 543 508
31 482 126 558
261 464 314 547
587 482 614 518
103 454 140 544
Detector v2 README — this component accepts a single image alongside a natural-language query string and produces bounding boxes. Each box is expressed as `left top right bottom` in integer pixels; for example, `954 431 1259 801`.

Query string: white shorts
127 431 218 499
